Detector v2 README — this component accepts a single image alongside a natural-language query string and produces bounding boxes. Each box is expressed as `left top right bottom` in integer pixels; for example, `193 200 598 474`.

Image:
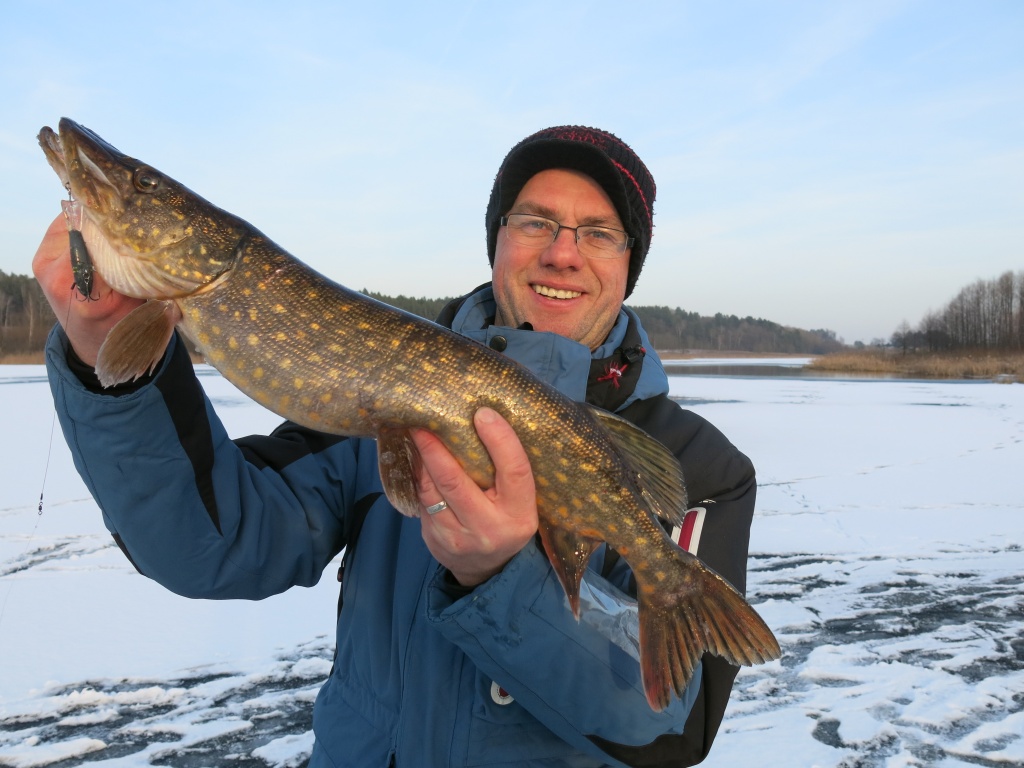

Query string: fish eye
133 167 162 193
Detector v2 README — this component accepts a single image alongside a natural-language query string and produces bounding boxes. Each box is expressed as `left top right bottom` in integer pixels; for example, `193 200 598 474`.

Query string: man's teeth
533 285 581 300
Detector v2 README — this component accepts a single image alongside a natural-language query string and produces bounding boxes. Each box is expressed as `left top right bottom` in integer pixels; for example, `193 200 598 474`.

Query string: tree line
891 270 1024 353
0 270 56 357
1 271 840 360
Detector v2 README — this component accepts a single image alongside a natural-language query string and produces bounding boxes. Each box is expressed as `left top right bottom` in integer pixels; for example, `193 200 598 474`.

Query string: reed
810 351 1024 382
0 352 45 365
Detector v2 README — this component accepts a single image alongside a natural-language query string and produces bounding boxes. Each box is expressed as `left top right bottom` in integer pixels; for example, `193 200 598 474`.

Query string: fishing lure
61 197 96 300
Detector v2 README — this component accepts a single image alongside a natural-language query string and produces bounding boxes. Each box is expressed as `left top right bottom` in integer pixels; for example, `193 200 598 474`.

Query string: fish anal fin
637 552 782 711
377 427 422 518
96 300 180 387
537 521 602 619
586 405 688 527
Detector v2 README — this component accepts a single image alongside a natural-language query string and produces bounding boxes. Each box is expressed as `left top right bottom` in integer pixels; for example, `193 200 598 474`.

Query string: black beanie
485 126 656 299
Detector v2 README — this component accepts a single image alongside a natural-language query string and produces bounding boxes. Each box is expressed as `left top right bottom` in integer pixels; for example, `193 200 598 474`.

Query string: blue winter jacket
45 284 757 767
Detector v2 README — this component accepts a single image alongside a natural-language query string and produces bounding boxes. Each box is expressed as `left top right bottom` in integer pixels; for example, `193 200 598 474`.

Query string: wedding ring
425 500 448 515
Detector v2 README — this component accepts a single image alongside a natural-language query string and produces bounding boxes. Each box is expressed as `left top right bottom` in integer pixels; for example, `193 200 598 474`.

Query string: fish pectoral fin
96 300 180 388
587 406 688 527
377 428 423 518
637 554 782 712
537 521 602 619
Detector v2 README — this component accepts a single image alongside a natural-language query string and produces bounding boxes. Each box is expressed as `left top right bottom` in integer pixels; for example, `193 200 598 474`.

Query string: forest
891 270 1024 353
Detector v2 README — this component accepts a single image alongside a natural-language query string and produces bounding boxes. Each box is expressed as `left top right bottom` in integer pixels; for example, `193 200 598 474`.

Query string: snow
1 363 1022 766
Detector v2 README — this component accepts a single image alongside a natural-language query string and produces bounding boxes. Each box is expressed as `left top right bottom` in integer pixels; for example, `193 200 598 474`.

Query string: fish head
38 118 247 299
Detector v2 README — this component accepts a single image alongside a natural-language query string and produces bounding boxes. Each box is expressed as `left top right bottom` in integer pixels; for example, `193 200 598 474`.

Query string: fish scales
39 118 781 711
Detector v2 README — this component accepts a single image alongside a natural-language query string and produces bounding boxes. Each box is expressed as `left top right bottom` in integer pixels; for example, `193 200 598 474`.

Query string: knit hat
485 126 656 299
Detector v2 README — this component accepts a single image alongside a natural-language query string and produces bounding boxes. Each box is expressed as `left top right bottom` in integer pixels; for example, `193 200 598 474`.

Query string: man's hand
411 407 539 588
32 213 144 366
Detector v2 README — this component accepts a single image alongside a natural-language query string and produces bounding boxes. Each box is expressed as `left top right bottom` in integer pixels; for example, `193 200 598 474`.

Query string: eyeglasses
500 213 634 258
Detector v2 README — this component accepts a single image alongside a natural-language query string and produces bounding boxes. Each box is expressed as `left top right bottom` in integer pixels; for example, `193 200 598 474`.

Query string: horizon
1 1 1021 345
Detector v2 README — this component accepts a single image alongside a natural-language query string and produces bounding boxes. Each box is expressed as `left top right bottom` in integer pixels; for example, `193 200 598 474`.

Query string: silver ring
425 500 448 515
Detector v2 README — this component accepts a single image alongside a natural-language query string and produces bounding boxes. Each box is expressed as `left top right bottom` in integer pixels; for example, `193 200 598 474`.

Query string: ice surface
1 365 1021 766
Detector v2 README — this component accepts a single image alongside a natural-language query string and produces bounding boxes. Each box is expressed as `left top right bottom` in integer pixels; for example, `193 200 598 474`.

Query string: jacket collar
438 283 668 412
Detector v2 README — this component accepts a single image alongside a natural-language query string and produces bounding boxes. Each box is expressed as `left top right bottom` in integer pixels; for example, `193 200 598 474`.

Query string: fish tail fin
637 557 781 711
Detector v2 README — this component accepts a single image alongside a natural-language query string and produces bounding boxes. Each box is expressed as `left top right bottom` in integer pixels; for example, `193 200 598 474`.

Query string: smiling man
34 125 759 766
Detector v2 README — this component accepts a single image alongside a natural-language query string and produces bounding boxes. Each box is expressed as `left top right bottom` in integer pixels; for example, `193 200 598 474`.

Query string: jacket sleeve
45 325 356 600
426 540 698 763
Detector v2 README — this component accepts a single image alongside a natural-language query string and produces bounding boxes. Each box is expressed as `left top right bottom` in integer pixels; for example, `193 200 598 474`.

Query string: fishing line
0 288 73 633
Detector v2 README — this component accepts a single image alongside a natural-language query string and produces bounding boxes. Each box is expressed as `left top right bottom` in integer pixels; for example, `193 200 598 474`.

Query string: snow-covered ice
1 363 1021 766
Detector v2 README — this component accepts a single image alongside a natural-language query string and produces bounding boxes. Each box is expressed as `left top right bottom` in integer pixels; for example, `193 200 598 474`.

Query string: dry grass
0 351 45 365
810 350 1024 382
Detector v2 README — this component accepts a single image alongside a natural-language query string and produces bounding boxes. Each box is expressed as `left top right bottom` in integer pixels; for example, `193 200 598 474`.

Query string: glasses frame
500 213 634 258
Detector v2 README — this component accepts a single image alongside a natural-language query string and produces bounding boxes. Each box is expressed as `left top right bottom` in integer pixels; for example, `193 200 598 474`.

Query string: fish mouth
43 118 137 218
38 119 236 299
532 284 583 300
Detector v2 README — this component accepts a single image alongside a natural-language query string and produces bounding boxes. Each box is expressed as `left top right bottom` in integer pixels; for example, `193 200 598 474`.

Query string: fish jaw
38 119 246 300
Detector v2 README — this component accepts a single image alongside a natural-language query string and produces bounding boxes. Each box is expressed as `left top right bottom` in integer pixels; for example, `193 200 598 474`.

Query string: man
33 126 757 766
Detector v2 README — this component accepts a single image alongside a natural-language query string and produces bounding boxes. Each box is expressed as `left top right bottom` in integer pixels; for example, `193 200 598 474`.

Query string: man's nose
541 227 584 268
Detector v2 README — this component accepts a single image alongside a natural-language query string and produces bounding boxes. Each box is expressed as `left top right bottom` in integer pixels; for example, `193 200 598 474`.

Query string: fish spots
554 472 568 484
273 303 287 314
248 334 260 346
228 337 239 350
320 392 332 404
253 367 264 380
293 378 304 390
248 309 259 321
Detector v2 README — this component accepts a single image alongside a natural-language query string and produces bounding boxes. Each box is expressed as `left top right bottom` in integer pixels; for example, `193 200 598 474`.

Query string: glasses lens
576 227 630 258
504 214 557 246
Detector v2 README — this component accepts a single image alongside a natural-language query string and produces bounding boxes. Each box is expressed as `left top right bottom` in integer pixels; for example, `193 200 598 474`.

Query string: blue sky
2 0 1021 344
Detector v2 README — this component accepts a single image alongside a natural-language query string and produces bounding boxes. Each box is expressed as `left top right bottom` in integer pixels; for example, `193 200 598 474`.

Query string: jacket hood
440 284 669 412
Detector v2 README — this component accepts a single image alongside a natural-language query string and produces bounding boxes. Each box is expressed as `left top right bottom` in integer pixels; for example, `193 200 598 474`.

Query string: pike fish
39 118 780 711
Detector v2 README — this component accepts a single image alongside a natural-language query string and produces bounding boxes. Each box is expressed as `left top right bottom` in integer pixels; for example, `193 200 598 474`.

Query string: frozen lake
0 363 1021 767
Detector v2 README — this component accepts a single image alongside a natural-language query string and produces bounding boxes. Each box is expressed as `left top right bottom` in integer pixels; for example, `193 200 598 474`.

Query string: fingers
473 407 535 503
410 408 539 587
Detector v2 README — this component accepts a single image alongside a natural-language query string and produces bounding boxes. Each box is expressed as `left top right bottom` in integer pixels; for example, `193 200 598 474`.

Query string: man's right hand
32 213 144 367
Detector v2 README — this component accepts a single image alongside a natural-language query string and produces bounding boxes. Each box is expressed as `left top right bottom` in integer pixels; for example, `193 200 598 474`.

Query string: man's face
492 169 630 351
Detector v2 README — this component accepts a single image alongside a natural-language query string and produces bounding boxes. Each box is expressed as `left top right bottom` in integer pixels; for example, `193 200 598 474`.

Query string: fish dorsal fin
586 405 688 527
96 300 181 388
